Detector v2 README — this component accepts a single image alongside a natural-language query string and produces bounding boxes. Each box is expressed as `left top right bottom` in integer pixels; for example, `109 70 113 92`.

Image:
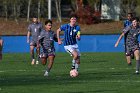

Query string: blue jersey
124 20 132 27
60 24 80 46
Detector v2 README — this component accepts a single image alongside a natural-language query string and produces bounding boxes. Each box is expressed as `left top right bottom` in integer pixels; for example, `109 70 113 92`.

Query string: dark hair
132 17 139 22
69 14 78 19
45 19 52 25
32 16 38 18
128 13 133 17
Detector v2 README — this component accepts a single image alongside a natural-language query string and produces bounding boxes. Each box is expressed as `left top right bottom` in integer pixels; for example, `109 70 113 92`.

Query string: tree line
0 0 140 24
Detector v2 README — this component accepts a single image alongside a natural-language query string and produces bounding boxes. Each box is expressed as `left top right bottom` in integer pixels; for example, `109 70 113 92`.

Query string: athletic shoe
31 59 35 65
44 71 49 76
36 61 39 64
135 71 139 74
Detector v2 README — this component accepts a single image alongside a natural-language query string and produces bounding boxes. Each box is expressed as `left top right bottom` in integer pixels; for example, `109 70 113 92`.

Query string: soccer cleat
31 59 35 65
36 61 39 64
44 71 49 77
135 71 139 74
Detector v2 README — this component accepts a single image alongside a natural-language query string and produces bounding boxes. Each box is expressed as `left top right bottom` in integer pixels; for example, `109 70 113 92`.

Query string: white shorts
64 44 81 56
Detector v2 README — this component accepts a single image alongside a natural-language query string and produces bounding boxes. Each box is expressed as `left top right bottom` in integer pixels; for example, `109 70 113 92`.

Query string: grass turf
0 52 140 93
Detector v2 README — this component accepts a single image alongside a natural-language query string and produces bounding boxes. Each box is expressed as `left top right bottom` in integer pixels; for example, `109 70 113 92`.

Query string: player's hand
27 39 30 43
76 36 80 41
58 39 62 45
114 43 118 47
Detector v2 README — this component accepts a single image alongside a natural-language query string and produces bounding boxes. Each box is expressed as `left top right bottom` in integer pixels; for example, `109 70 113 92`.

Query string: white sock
75 63 79 71
72 59 76 69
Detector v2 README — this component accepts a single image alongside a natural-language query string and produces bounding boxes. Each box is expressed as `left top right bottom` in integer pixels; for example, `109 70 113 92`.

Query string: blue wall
2 35 125 53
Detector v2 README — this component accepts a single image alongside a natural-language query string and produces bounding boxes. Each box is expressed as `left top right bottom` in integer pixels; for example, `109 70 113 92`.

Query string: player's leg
40 49 50 76
75 48 81 71
41 57 49 76
44 49 55 76
44 55 55 76
36 46 40 64
125 46 132 65
134 49 140 74
41 57 47 65
0 39 3 60
30 45 35 65
126 56 131 65
64 45 78 70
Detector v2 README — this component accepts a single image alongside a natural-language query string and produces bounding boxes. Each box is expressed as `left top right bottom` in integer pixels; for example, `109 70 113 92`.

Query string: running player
123 13 134 65
37 19 58 76
57 15 81 73
115 17 140 74
0 36 3 60
27 17 43 65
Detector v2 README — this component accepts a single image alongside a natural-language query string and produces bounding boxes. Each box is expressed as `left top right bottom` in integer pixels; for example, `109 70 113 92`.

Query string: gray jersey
38 30 57 49
0 36 1 40
28 22 43 42
123 25 140 49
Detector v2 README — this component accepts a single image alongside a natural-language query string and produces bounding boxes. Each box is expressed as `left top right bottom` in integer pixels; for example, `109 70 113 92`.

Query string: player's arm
27 31 31 43
57 28 62 44
76 31 81 41
0 39 3 51
37 32 44 48
114 33 124 47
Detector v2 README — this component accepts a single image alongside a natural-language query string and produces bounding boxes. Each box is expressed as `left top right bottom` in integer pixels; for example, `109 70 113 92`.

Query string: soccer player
115 17 140 74
37 19 58 76
57 15 81 73
124 13 133 27
123 13 134 65
27 17 43 65
0 36 3 60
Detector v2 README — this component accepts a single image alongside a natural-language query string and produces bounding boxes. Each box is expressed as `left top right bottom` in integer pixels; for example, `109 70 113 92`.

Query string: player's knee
41 58 47 65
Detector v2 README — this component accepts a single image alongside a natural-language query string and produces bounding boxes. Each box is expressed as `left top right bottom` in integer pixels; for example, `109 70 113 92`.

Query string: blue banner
2 35 125 53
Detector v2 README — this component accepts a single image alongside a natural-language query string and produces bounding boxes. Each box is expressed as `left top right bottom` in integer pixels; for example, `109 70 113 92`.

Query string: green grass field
0 52 140 93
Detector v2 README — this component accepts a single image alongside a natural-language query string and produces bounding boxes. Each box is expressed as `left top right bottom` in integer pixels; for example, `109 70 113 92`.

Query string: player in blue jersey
0 36 3 60
37 20 58 76
124 13 132 27
57 15 81 74
27 17 43 65
123 13 134 65
115 17 140 74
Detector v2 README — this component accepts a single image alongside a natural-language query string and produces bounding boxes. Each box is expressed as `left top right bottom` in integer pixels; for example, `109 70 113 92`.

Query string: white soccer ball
70 69 78 77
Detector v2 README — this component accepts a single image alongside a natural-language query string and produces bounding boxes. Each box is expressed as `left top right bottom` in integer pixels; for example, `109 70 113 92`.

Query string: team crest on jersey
73 29 77 32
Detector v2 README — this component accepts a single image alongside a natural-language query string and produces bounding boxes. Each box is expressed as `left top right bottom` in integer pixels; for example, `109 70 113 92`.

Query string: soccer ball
70 69 78 77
